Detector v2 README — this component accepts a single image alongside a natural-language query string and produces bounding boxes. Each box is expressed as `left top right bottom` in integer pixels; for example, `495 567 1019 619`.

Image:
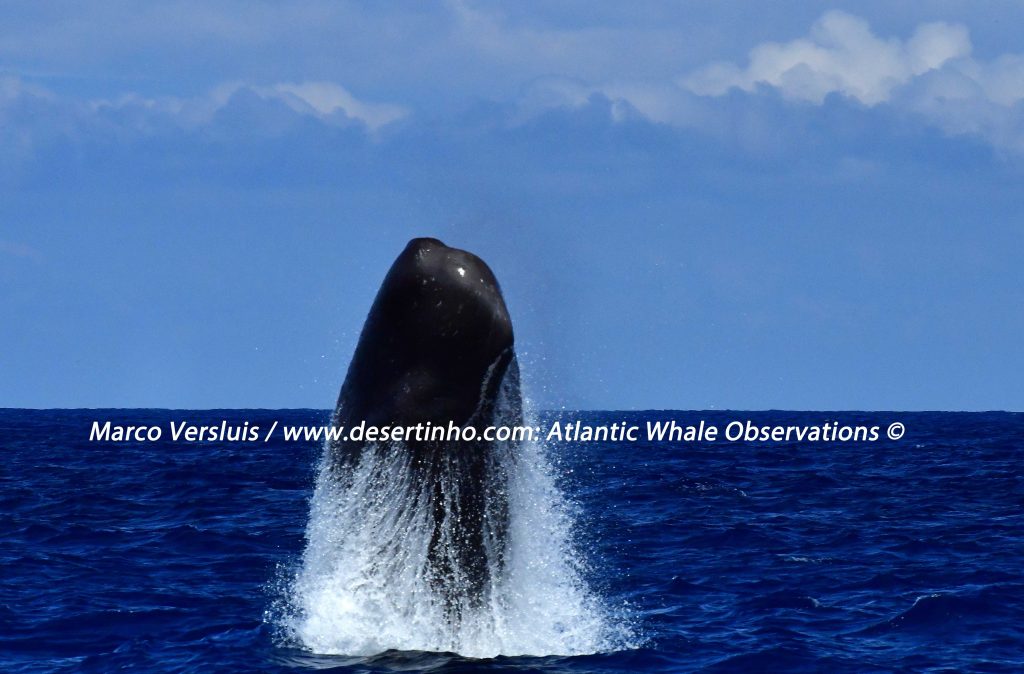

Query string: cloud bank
677 11 1024 153
507 11 1024 155
682 12 971 105
3 8 1024 171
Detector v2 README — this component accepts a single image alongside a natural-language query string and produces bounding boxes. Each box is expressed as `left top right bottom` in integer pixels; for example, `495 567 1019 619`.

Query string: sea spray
276 401 633 658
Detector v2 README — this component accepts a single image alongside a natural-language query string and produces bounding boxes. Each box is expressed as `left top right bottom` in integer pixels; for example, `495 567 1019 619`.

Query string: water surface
1 410 1022 672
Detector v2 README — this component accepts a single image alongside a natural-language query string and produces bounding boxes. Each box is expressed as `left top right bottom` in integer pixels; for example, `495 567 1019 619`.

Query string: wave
271 401 635 658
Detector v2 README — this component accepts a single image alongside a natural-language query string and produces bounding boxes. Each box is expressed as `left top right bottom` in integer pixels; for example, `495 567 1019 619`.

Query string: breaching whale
330 237 522 610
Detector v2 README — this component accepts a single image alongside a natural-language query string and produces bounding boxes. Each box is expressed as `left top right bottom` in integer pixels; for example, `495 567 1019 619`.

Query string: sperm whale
330 237 522 611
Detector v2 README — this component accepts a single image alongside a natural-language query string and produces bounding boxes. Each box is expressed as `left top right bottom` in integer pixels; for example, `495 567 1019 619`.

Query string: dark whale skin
331 237 522 608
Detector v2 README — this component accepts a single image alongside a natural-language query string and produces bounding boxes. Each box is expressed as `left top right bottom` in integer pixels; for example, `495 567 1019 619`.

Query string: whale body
331 237 521 610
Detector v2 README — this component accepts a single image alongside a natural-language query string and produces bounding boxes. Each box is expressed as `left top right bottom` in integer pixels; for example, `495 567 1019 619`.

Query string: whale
330 237 522 611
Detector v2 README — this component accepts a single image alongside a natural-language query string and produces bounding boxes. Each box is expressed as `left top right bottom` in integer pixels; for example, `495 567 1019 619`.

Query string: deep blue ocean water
1 409 1022 673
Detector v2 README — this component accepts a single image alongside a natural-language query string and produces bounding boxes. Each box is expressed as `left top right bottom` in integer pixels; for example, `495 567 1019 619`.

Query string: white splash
276 404 632 658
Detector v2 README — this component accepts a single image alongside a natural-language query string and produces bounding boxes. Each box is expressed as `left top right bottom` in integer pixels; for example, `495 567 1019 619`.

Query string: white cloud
514 76 710 129
253 82 407 130
681 11 970 105
509 12 983 128
513 77 644 123
88 80 408 131
0 75 408 182
501 12 1024 155
628 10 1024 154
896 67 1024 153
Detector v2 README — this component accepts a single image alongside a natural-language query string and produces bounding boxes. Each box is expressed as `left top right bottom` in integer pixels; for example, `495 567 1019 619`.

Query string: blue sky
2 2 1022 410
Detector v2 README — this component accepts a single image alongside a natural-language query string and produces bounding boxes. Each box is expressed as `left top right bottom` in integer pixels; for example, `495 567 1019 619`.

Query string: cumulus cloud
0 76 407 136
513 77 648 123
243 82 406 130
0 75 408 185
5 9 1024 163
88 80 407 131
519 11 1024 154
692 12 1024 153
0 75 405 158
681 11 971 105
896 66 1024 153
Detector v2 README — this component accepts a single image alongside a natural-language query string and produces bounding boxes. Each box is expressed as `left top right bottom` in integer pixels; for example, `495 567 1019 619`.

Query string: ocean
1 409 1022 672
